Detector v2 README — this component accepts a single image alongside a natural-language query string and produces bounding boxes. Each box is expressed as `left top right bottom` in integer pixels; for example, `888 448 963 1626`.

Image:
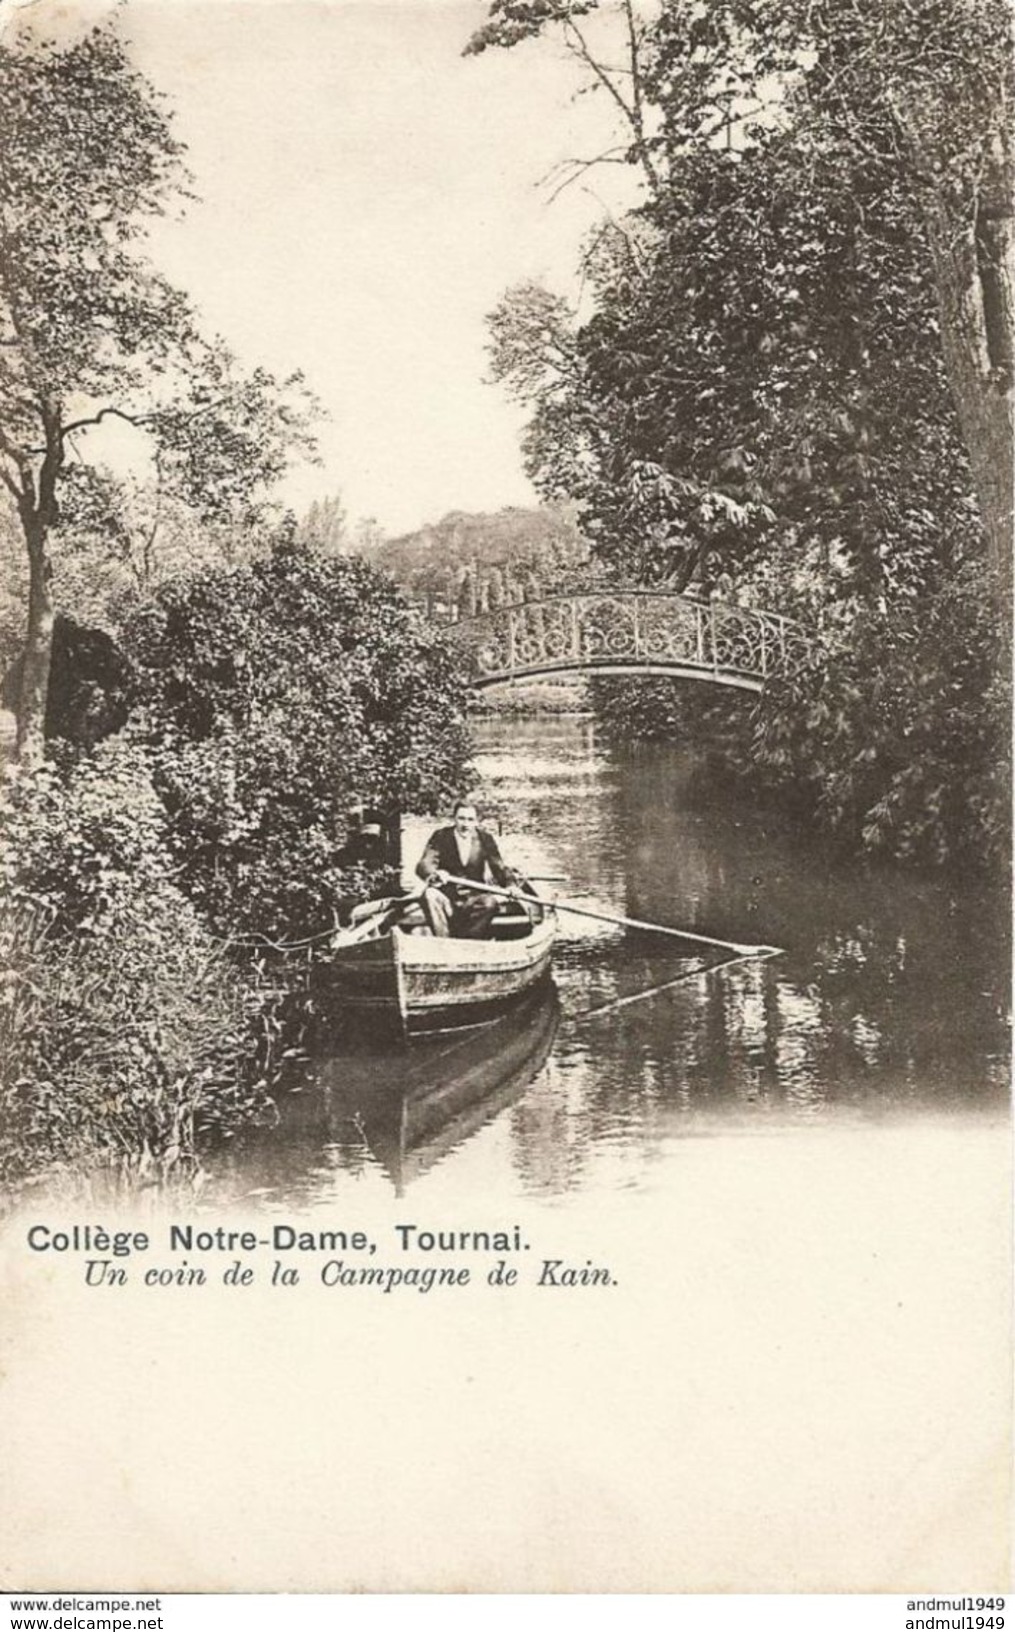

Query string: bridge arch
452 591 810 693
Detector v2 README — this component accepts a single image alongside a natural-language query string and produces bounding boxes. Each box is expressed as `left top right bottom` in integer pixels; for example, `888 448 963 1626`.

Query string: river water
211 713 1009 1206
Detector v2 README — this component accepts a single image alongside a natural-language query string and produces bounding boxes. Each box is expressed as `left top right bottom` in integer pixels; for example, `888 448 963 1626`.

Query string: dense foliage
473 0 1012 613
0 739 275 1190
752 568 1009 870
1 541 475 1191
489 92 981 601
123 538 473 941
594 565 1009 871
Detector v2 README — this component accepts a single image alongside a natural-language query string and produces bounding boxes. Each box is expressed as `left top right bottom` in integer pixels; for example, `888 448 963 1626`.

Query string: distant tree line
352 501 595 620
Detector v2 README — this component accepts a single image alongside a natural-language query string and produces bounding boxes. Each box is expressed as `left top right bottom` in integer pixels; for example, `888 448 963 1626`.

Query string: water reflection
209 717 1008 1203
214 988 560 1204
488 720 1009 1111
320 989 559 1195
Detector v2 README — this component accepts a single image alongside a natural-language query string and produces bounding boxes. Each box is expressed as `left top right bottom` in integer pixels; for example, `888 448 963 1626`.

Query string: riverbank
0 547 478 1198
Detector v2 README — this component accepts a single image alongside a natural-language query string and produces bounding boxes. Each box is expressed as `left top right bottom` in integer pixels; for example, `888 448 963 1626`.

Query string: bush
1 735 176 931
0 896 274 1193
0 539 479 1190
123 537 473 940
592 564 1010 873
0 739 274 1192
751 566 1010 870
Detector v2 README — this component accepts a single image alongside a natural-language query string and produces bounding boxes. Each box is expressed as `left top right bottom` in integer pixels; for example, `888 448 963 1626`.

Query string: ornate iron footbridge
453 591 810 692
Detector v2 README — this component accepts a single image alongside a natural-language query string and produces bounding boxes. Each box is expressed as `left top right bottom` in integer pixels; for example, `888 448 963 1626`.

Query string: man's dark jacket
416 825 516 888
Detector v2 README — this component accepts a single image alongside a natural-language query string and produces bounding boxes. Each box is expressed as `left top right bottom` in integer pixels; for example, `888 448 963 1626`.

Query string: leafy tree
650 0 1013 619
43 465 284 639
485 565 506 608
465 0 664 196
123 537 473 941
485 283 605 520
0 24 317 764
0 493 26 673
748 561 1008 870
297 493 349 557
489 135 978 600
458 566 478 617
471 0 1012 624
349 515 388 555
785 0 1014 622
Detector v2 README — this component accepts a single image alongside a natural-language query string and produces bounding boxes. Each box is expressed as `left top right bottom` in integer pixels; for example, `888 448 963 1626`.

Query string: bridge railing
452 591 810 691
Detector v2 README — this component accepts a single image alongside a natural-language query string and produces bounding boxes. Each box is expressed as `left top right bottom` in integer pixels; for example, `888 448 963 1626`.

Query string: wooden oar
333 913 394 947
570 946 781 1024
337 891 420 945
442 874 783 960
349 893 413 926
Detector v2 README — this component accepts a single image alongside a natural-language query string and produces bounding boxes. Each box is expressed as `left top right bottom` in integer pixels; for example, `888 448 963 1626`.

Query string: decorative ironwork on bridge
453 591 809 692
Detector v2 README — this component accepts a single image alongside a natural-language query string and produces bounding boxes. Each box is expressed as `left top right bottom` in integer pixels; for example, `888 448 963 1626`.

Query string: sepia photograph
0 0 1010 1600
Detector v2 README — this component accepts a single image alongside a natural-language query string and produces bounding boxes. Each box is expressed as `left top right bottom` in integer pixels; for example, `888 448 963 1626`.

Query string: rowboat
323 896 558 1036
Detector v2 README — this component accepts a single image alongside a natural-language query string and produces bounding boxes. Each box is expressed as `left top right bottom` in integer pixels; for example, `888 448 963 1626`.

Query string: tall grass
0 738 277 1198
0 893 275 1196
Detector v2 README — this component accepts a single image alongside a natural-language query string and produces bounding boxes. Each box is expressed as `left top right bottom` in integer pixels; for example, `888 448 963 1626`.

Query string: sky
12 0 640 536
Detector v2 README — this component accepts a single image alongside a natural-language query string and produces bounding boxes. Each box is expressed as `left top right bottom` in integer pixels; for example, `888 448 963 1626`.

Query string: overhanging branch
58 405 156 440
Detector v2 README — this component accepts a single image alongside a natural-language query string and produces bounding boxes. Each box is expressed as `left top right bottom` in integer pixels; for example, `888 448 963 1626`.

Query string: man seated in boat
416 799 527 939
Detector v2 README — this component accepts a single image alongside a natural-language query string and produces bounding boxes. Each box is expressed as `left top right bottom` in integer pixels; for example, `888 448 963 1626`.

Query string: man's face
454 805 479 840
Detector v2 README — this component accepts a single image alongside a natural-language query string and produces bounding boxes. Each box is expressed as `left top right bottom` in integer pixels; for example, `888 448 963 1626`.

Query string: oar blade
441 872 782 961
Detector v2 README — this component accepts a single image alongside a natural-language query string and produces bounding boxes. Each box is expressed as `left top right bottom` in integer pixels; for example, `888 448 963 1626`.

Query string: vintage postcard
0 0 1010 1599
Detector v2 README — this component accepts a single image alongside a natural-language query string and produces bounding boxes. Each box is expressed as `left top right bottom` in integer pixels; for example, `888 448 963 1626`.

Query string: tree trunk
12 398 65 764
16 522 55 768
919 134 1014 634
